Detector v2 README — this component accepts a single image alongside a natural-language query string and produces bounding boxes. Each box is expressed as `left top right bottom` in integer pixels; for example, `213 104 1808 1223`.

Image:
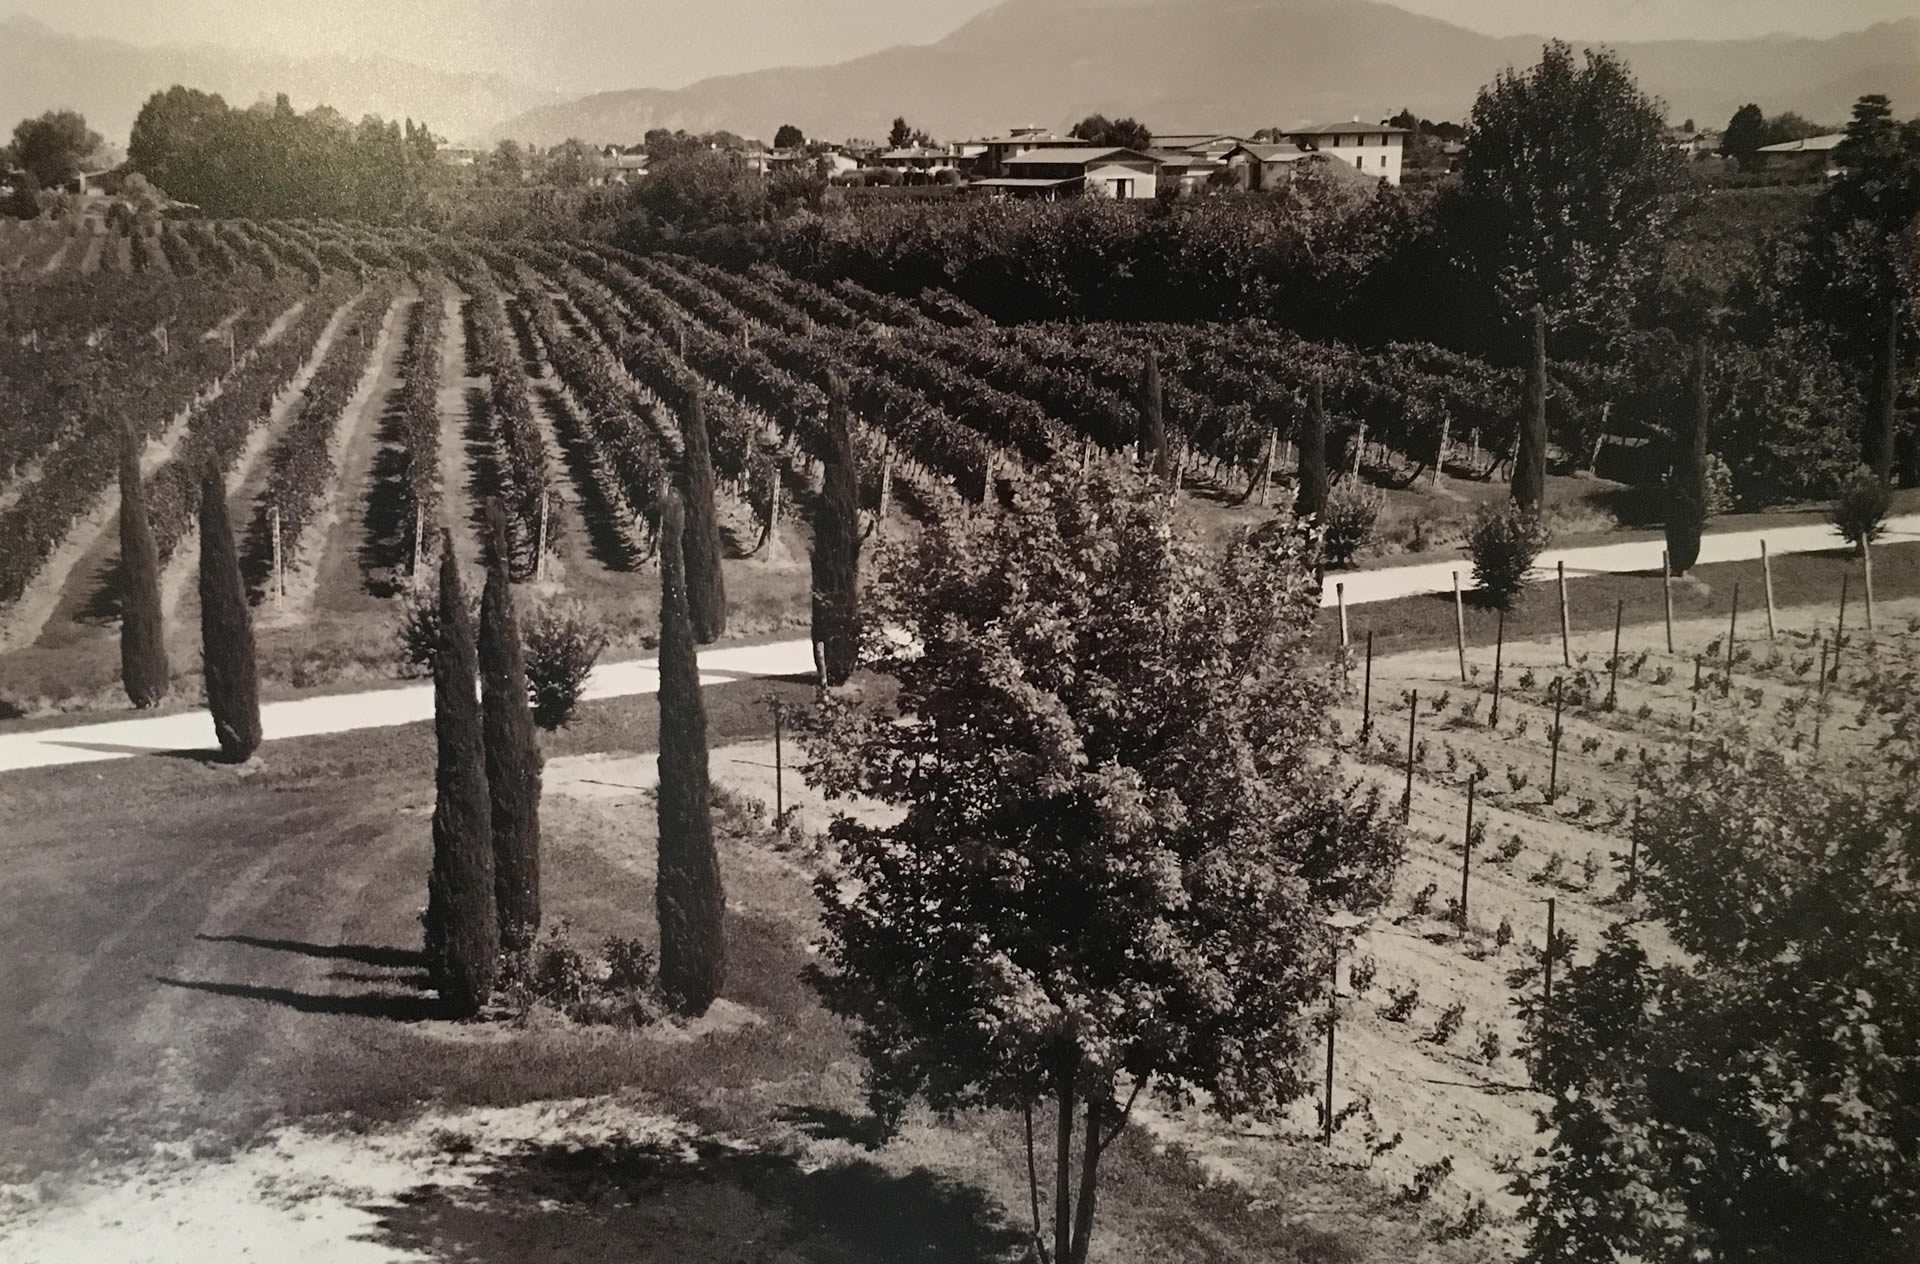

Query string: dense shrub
396 585 480 675
1466 502 1553 607
1704 454 1735 517
522 601 608 730
1318 480 1385 568
1830 466 1892 556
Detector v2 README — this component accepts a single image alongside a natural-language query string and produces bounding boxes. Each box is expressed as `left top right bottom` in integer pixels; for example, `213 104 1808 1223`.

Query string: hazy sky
3 0 1911 91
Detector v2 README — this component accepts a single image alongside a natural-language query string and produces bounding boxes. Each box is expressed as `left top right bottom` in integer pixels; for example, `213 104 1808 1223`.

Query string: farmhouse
1221 141 1310 190
1282 120 1408 184
1753 132 1847 177
971 146 1159 199
973 126 1088 178
1148 150 1227 194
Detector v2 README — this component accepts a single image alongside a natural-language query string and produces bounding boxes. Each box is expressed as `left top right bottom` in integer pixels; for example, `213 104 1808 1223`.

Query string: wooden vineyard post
1360 631 1375 747
535 494 550 581
1460 778 1476 938
269 506 284 606
411 507 423 584
1490 609 1506 728
1402 690 1418 823
1323 941 1338 1147
1762 540 1777 641
813 640 828 691
1258 427 1277 506
763 478 783 560
1863 539 1876 634
1833 575 1850 685
1662 549 1675 654
1452 571 1468 683
1815 635 1830 752
1078 436 1091 480
1686 656 1702 776
772 701 784 821
1626 800 1640 900
1543 897 1557 1016
1433 414 1449 486
1607 599 1624 711
1557 560 1571 668
1469 428 1480 470
1353 424 1366 474
1547 678 1564 803
1724 582 1739 698
1336 582 1349 652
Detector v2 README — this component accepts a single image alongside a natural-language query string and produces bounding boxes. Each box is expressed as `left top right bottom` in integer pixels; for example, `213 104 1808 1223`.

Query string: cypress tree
197 467 261 762
119 424 168 709
1511 303 1548 512
1141 350 1169 477
479 500 542 957
680 390 728 644
812 374 861 687
424 533 498 1017
1666 340 1711 576
1296 377 1330 521
657 492 726 1017
1867 304 1899 486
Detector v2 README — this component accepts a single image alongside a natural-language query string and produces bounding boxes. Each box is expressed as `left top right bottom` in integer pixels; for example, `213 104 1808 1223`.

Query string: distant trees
424 535 499 1017
655 493 727 1017
5 110 102 189
1069 114 1152 151
773 123 805 149
542 137 603 188
1447 42 1688 352
1720 103 1768 165
127 86 439 221
197 468 260 762
480 502 542 956
887 116 933 149
811 376 861 686
804 466 1401 1264
118 426 168 710
486 139 525 185
679 393 728 644
624 149 767 237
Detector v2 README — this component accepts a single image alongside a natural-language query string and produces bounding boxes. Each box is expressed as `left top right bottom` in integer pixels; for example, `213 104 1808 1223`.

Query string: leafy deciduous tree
8 109 102 189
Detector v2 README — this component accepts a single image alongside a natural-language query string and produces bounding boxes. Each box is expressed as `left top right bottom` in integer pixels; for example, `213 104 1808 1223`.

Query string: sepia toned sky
2 0 1912 91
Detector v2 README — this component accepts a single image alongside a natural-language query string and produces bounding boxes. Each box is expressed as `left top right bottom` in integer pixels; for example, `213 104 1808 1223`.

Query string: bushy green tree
811 375 861 686
197 467 260 761
679 392 727 644
1515 703 1920 1262
1447 42 1688 350
773 123 805 150
803 466 1403 1264
7 110 102 189
656 493 726 1016
479 501 542 956
118 425 168 709
1721 103 1768 166
1069 115 1153 151
424 534 498 1017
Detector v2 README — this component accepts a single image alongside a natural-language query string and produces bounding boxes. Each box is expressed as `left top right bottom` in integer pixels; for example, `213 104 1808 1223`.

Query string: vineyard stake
1724 582 1739 698
411 507 423 583
1686 656 1702 776
1607 599 1623 711
1336 582 1349 651
1460 778 1475 937
879 447 894 523
1323 940 1338 1147
1662 549 1674 654
1452 570 1467 683
269 507 284 605
536 494 549 581
773 702 784 821
1433 414 1449 486
1402 690 1418 823
1762 540 1777 641
813 640 828 691
1490 609 1506 728
1258 426 1277 506
1543 898 1557 1016
1547 678 1564 803
1626 800 1640 900
1863 538 1876 634
1360 631 1374 747
1833 575 1850 684
1814 636 1830 751
1557 560 1571 668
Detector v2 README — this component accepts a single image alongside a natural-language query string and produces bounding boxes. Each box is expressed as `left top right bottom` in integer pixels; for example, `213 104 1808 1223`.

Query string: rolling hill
492 0 1919 145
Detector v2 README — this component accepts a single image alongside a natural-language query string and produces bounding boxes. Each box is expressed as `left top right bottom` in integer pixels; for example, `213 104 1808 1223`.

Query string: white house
1283 120 1408 185
973 147 1159 199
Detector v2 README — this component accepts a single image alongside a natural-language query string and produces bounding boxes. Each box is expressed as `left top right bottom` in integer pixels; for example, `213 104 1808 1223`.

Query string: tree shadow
237 487 280 605
154 976 445 1021
536 384 639 572
358 391 417 597
362 1133 1027 1263
464 385 504 544
76 548 126 625
775 1103 892 1151
195 933 423 969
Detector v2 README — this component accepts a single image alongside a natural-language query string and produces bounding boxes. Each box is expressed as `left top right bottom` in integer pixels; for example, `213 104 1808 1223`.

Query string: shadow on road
154 975 444 1021
363 1132 1027 1263
196 933 424 969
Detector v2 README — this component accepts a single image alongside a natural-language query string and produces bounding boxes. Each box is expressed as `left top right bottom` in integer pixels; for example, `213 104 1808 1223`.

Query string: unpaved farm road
2 512 1908 777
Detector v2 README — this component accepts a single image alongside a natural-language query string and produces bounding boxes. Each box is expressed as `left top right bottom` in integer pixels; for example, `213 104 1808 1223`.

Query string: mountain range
0 16 564 146
492 0 1919 144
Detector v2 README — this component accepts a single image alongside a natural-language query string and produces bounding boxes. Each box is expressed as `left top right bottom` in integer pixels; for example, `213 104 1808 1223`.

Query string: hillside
492 0 1919 144
0 16 564 147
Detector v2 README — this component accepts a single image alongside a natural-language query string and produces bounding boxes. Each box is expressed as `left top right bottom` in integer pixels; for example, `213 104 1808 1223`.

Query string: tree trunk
1511 303 1548 511
1069 1099 1104 1264
1868 303 1900 486
1054 1059 1077 1264
1296 379 1329 520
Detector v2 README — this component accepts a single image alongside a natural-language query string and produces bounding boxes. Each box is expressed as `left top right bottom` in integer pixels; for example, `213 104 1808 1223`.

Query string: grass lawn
0 673 1462 1263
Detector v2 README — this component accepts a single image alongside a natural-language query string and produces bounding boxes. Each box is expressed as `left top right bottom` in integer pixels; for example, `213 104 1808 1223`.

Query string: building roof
977 132 1079 146
1003 146 1153 166
969 177 1082 189
1756 133 1845 153
1228 142 1309 161
1287 122 1410 136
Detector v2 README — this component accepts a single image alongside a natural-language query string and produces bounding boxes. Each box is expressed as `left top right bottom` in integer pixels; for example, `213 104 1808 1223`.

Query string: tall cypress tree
1867 304 1900 486
1666 340 1711 576
1511 303 1548 512
812 374 861 687
657 492 726 1017
197 467 261 762
425 533 499 1017
1296 377 1330 521
119 424 168 709
479 500 542 956
1141 350 1169 477
680 390 728 644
